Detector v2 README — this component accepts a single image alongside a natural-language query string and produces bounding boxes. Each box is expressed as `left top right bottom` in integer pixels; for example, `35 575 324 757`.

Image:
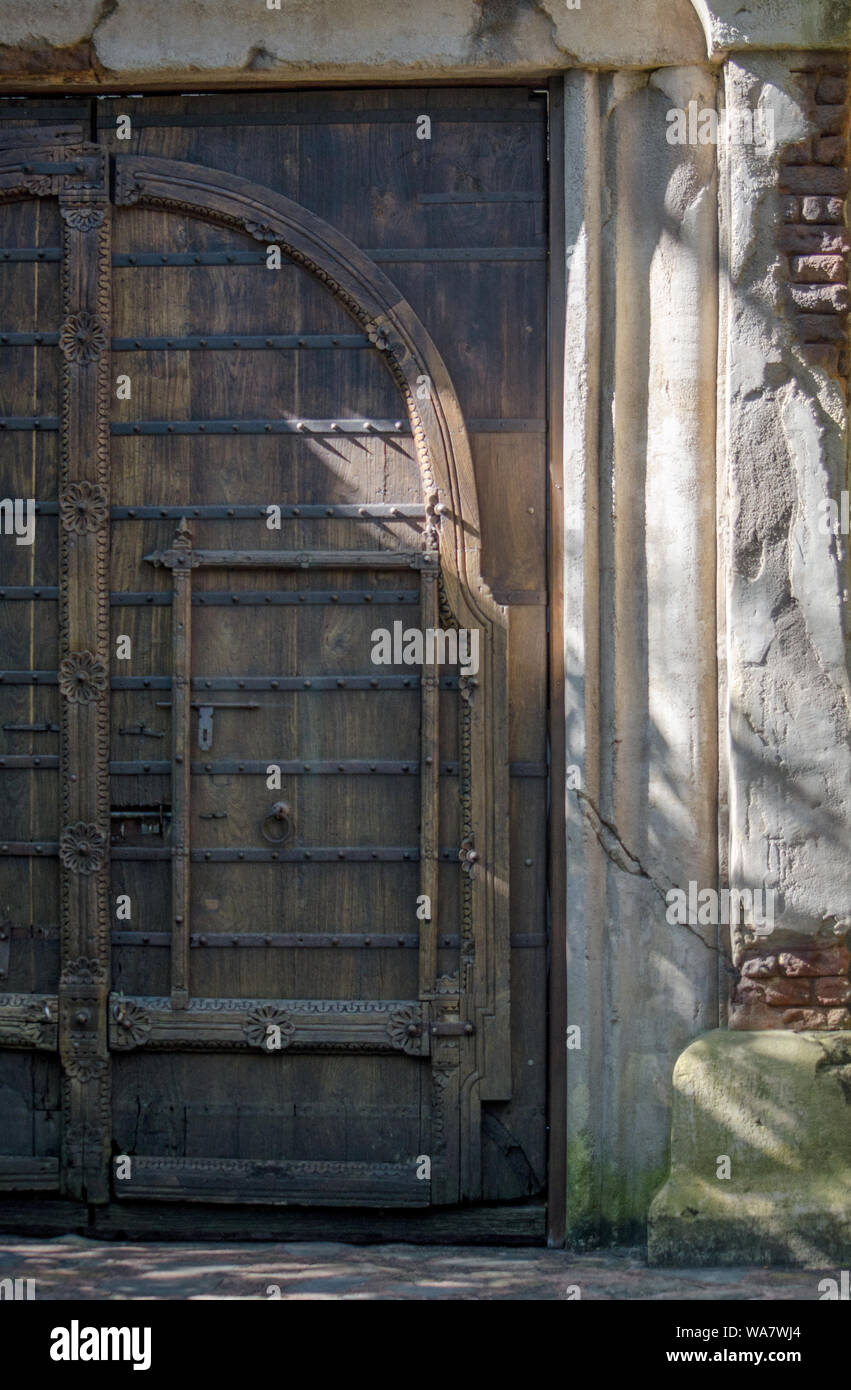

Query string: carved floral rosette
59 310 107 365
59 823 107 875
60 481 108 534
386 1005 424 1055
111 999 152 1049
243 1005 296 1050
58 651 108 703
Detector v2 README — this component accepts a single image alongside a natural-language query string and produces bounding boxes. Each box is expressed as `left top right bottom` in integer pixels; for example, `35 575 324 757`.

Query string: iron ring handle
261 800 293 845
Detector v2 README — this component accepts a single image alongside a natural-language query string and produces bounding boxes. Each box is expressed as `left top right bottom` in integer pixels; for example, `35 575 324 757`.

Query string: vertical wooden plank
168 520 194 1010
418 555 440 998
56 148 112 1204
546 76 568 1248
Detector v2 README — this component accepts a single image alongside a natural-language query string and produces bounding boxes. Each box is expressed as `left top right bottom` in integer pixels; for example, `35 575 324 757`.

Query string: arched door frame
0 140 512 1205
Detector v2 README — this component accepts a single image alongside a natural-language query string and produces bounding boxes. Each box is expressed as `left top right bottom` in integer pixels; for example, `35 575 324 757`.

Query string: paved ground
0 1237 834 1299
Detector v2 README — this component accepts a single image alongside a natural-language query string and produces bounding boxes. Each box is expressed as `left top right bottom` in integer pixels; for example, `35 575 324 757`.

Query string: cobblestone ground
0 1237 832 1299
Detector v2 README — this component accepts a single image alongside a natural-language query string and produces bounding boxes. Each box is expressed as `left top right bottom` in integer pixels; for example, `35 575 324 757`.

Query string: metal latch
155 700 258 751
430 1020 475 1037
118 723 165 739
110 806 172 845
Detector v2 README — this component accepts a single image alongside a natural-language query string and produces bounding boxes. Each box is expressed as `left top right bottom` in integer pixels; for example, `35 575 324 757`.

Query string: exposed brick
789 253 847 282
782 138 812 165
817 76 850 104
796 314 848 343
782 1007 851 1030
807 346 842 373
741 955 778 979
815 135 848 166
764 978 812 1006
814 105 850 136
778 945 851 977
841 349 851 377
814 978 851 1006
800 195 845 222
790 284 850 313
729 996 786 1030
779 166 849 197
779 226 850 255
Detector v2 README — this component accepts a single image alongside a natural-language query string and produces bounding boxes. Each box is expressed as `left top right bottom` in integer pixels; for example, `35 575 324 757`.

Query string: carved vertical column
169 520 195 1010
418 553 440 999
57 152 112 1203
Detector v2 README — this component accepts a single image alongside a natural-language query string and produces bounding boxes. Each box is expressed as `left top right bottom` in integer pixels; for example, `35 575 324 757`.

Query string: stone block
649 1031 851 1266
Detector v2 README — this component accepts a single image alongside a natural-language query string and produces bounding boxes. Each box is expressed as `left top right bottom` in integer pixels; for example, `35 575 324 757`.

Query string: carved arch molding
0 141 509 1204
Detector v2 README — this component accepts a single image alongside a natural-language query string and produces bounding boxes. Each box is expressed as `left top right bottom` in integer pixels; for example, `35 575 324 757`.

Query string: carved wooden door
0 92 547 1224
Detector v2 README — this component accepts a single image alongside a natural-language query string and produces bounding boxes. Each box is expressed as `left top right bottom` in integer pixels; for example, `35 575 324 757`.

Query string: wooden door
0 91 547 1223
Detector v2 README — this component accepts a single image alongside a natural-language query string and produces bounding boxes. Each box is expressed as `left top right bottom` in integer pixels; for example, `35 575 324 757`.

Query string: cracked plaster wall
724 56 851 963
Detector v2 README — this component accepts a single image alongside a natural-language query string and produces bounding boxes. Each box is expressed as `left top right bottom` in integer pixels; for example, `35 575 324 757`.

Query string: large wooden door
0 91 548 1224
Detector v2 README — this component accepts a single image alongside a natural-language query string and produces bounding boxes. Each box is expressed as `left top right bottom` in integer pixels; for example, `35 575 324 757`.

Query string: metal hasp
154 699 259 751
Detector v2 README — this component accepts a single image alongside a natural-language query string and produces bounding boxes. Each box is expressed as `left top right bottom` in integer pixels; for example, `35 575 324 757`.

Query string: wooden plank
56 148 112 1205
114 1155 429 1206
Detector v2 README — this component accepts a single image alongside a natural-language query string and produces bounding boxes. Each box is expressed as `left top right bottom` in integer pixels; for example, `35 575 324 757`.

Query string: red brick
765 979 812 1006
779 226 850 254
729 997 786 1030
790 284 850 313
782 1007 851 1030
815 978 851 1005
778 945 851 977
840 349 851 377
815 136 848 166
817 76 850 104
790 254 847 282
781 197 801 223
782 138 812 166
814 105 850 136
779 166 849 197
801 195 846 222
797 314 848 343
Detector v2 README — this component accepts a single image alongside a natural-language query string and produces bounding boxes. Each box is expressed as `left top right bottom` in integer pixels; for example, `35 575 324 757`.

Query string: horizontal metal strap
0 755 58 768
110 590 420 606
110 931 547 948
0 841 57 855
0 844 458 861
112 333 371 350
114 674 459 691
105 759 535 776
0 248 62 262
110 503 426 519
108 758 460 776
0 587 58 600
114 418 410 435
110 418 542 436
0 672 460 690
0 417 58 430
0 671 57 684
113 847 460 862
112 246 544 265
0 332 59 345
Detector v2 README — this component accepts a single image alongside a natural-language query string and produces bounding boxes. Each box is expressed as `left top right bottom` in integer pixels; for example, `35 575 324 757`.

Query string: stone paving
0 1237 833 1299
